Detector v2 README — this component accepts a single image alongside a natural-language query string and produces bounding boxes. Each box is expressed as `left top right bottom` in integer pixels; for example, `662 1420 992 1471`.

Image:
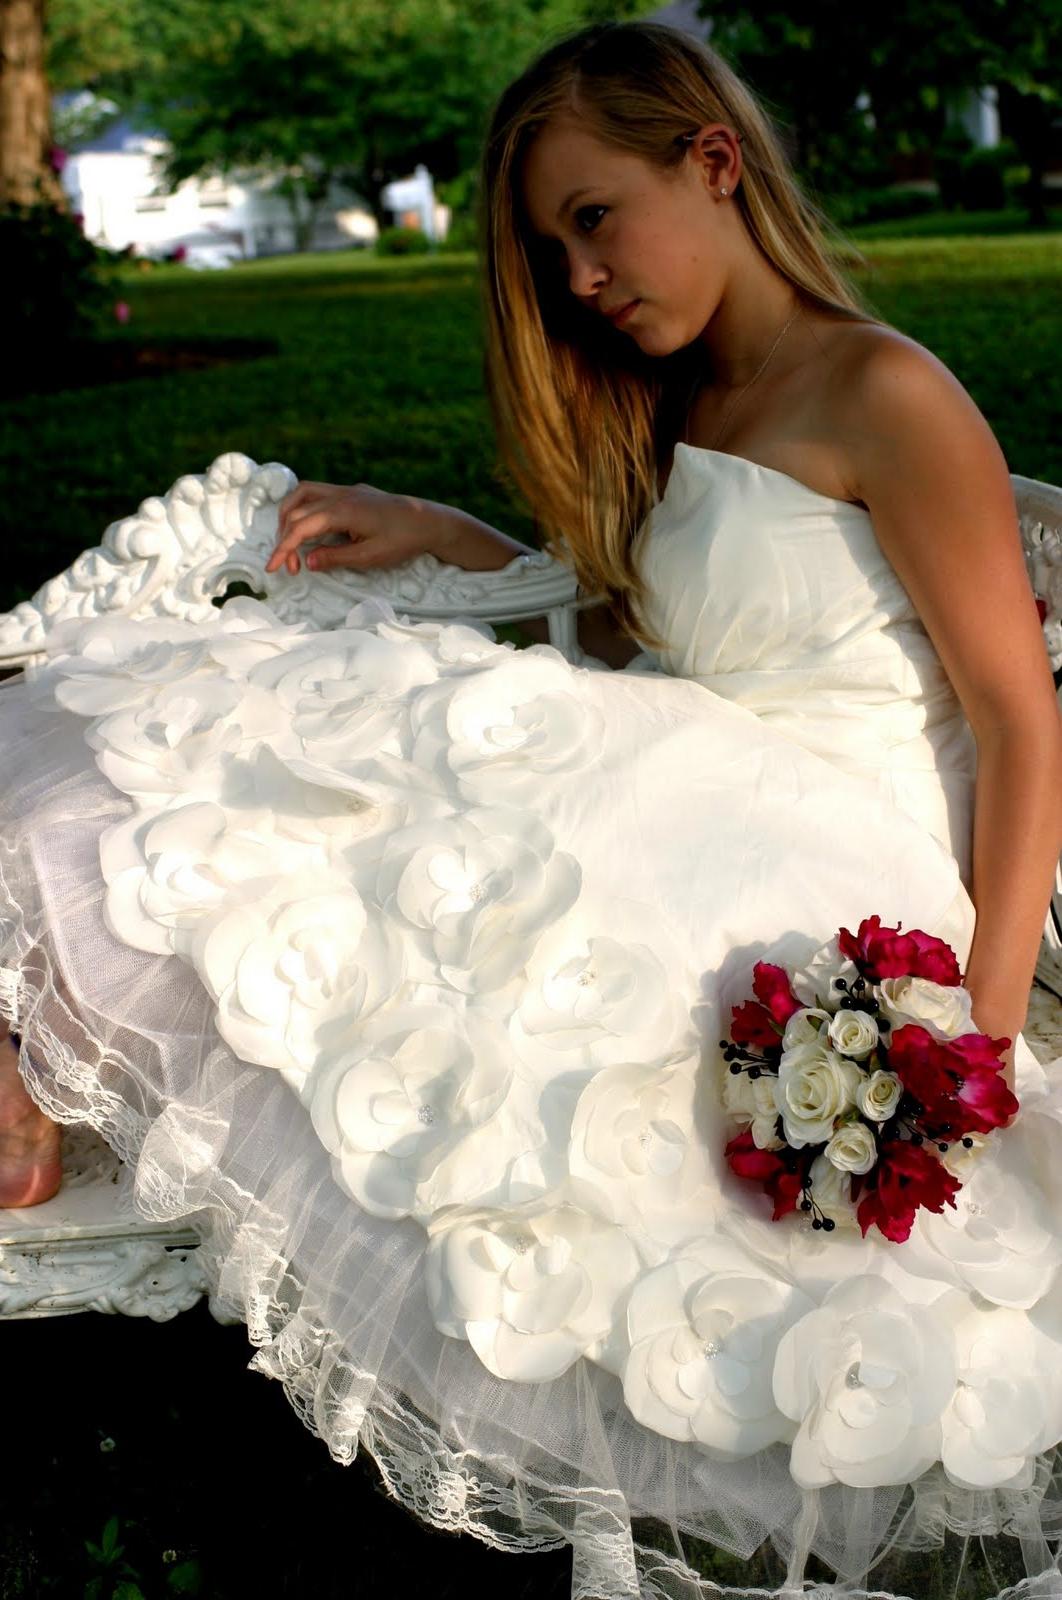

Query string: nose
566 245 606 304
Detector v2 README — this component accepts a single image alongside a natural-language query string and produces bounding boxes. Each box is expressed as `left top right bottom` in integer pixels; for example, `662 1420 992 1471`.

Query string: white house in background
59 105 450 262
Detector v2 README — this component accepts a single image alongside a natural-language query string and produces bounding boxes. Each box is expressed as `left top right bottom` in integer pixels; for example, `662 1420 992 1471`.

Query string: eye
574 204 607 234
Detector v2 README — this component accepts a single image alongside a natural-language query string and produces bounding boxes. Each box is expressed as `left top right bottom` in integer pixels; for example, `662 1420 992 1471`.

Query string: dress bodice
635 443 979 883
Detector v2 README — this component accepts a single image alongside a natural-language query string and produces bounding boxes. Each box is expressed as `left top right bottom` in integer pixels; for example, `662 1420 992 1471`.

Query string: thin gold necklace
684 305 803 452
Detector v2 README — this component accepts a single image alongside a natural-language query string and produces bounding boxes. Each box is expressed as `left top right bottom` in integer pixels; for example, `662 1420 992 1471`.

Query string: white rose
807 1152 856 1228
777 1042 862 1147
824 1120 878 1175
722 1066 773 1119
939 1130 987 1180
827 1008 879 1060
876 975 975 1041
782 1006 832 1048
750 1072 784 1150
789 938 865 1014
857 1068 903 1123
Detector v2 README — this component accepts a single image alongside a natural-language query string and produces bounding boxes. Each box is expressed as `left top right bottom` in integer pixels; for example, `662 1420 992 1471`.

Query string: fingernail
307 555 317 569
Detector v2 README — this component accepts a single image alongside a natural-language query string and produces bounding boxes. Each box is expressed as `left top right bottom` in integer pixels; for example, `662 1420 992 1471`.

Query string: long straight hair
478 21 882 647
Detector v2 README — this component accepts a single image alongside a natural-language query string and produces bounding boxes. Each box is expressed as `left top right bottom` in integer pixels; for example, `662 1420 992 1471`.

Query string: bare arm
419 499 534 569
266 480 643 665
843 333 1062 1089
266 479 529 576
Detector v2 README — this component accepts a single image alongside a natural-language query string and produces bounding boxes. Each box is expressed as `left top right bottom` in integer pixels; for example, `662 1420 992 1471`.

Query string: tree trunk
0 0 63 207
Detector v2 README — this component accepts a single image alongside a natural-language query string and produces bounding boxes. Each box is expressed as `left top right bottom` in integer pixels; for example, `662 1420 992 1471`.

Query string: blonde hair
478 20 882 648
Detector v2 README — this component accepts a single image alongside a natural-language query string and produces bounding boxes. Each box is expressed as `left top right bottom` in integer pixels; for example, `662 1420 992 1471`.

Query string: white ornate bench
1 452 1060 1321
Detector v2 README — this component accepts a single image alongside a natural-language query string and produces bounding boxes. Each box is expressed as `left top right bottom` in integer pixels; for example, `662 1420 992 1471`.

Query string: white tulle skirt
3 598 1062 1600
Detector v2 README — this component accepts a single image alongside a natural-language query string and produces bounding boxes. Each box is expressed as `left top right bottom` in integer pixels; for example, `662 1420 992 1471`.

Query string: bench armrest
0 452 582 668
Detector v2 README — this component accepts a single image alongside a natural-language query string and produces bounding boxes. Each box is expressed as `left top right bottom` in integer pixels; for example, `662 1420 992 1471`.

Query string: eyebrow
557 186 594 220
529 186 595 244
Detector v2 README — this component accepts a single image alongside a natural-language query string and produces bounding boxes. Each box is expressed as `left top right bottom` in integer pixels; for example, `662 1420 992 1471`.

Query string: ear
685 124 743 198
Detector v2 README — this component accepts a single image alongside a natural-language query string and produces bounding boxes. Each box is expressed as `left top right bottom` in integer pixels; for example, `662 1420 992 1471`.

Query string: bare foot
0 1032 63 1207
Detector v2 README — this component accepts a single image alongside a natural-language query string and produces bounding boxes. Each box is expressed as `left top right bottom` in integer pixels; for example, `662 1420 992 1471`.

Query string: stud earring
720 186 729 198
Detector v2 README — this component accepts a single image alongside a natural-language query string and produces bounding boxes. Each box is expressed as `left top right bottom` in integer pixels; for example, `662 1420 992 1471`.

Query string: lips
604 299 639 326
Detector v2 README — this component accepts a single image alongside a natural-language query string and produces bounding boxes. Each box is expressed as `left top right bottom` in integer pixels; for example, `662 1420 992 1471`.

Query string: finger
276 483 312 538
306 538 379 572
272 500 324 558
266 507 333 571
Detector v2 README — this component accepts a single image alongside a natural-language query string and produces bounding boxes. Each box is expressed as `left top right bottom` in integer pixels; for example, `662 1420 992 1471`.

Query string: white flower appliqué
621 1245 814 1455
376 806 581 994
409 647 604 805
189 873 403 1089
935 1290 1062 1489
773 1275 956 1488
424 1201 641 1381
567 1059 712 1236
307 1003 515 1221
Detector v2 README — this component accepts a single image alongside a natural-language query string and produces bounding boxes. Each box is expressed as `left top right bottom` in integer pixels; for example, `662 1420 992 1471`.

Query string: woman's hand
265 481 443 576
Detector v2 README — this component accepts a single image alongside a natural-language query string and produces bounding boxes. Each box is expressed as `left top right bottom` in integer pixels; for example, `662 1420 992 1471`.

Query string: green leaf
166 1558 204 1595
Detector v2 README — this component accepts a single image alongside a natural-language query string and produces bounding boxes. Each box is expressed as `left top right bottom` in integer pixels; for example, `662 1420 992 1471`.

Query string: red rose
751 961 804 1025
730 1000 781 1051
940 1030 1012 1072
887 1024 1017 1136
856 1138 961 1242
725 1128 781 1181
765 1164 805 1221
838 915 961 985
886 1024 954 1114
952 1065 1018 1134
724 1130 805 1221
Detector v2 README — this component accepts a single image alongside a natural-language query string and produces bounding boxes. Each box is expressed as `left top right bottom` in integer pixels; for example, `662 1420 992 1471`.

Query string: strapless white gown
3 444 1062 1600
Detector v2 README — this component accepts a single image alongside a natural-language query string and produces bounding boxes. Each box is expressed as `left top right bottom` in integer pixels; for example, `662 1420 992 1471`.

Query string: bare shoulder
820 320 1012 506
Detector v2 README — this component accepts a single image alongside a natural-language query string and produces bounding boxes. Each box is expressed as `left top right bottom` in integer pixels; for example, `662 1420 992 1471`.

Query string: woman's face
520 113 739 357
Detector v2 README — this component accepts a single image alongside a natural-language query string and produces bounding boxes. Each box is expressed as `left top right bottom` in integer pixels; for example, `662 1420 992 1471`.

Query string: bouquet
721 916 1019 1243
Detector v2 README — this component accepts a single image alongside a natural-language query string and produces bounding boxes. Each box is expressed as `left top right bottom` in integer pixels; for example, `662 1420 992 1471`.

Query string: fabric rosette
187 870 405 1094
423 1198 642 1381
510 905 699 1075
719 915 1019 1244
773 1275 957 1487
620 1241 815 1455
408 645 605 805
375 805 581 994
306 1000 519 1221
566 1055 716 1244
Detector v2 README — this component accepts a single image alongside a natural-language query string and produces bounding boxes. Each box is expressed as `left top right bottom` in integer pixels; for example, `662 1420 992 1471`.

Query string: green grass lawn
1 227 1059 617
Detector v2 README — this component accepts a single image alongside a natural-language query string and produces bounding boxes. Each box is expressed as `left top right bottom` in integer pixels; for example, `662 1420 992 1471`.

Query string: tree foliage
696 0 1060 224
46 0 639 242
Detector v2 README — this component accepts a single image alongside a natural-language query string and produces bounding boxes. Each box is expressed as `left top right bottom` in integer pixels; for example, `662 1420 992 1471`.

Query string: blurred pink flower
73 210 85 232
114 301 131 325
173 244 188 263
50 146 69 174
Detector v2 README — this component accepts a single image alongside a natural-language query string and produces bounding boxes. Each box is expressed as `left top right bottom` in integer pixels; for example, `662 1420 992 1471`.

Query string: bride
4 19 1062 1599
